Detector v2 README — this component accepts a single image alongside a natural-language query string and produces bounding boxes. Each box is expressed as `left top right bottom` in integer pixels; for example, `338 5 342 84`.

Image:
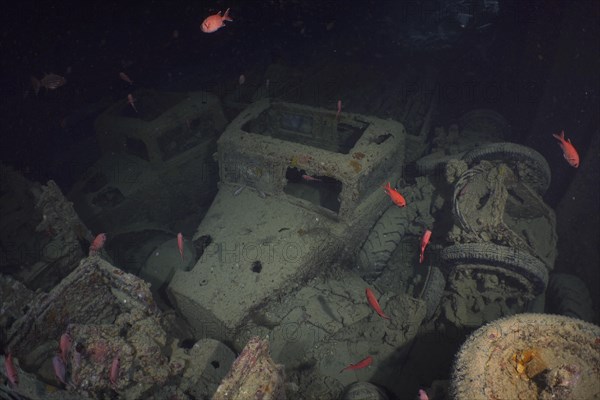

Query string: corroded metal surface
451 314 600 400
0 165 87 291
4 257 176 399
451 160 557 270
213 337 285 400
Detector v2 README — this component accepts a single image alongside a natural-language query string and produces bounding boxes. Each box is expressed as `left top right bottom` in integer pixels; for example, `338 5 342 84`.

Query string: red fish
383 182 406 207
30 73 66 95
365 287 391 320
110 355 120 386
127 94 137 113
419 389 430 400
177 232 184 261
302 174 321 182
336 99 342 121
89 233 107 256
419 229 432 264
201 8 233 33
60 332 72 363
4 353 18 387
340 355 373 373
553 130 579 168
119 72 133 85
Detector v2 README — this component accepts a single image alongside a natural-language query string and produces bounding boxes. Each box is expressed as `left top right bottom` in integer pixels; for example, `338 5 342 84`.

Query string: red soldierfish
119 72 133 85
336 99 342 121
365 288 391 320
553 130 580 168
89 233 107 256
127 94 137 113
302 174 321 182
60 332 72 363
177 232 184 261
4 353 18 387
419 229 432 264
201 8 233 33
383 182 406 208
418 389 430 400
340 355 373 373
110 355 120 386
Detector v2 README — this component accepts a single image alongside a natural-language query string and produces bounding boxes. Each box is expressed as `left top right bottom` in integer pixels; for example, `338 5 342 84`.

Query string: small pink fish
127 94 137 113
110 355 120 386
552 130 579 168
302 174 321 182
383 182 406 208
4 353 18 387
201 8 233 33
366 287 391 320
59 332 72 363
89 233 107 256
119 72 133 85
177 232 184 261
418 389 429 400
336 99 342 121
52 354 67 386
419 229 432 264
340 355 373 373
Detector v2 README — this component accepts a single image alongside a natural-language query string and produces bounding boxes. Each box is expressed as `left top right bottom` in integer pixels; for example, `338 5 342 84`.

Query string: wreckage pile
0 166 284 399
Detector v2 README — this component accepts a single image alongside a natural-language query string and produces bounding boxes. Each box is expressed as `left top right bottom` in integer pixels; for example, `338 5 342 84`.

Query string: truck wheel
451 313 600 400
341 382 389 400
441 243 549 296
357 206 444 320
415 152 465 176
546 273 595 323
415 266 446 321
356 206 410 282
462 142 551 195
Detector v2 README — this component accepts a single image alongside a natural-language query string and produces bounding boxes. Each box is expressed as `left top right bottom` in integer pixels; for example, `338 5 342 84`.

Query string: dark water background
0 0 598 207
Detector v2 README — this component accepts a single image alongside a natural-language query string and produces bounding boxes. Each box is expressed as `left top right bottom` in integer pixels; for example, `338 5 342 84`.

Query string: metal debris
213 337 286 400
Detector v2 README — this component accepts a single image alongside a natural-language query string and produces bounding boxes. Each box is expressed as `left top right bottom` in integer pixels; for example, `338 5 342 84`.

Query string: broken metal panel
1 164 88 291
4 257 176 398
7 258 155 354
212 337 285 400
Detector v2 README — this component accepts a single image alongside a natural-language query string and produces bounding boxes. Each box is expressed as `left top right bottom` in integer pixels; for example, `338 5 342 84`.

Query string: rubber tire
415 152 464 176
462 142 551 195
340 382 389 400
458 109 511 140
546 273 595 323
418 266 446 321
441 243 549 295
356 206 410 282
